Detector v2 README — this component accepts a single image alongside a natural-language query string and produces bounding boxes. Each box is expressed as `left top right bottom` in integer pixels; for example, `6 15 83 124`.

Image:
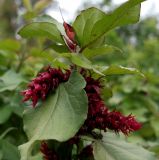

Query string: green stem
16 51 26 73
23 0 32 11
16 41 27 73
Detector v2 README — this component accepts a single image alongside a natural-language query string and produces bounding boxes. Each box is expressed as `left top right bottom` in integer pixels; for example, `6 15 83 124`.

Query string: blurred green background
0 0 159 159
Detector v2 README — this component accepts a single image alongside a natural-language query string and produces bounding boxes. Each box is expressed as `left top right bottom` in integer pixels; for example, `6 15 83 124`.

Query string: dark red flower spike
79 70 141 136
21 67 71 107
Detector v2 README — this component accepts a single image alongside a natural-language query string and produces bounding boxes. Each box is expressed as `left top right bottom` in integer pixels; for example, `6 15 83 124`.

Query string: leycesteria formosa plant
18 0 157 160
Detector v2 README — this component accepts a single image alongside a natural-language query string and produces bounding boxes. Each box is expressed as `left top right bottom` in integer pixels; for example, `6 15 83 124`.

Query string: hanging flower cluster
21 67 70 107
79 72 141 135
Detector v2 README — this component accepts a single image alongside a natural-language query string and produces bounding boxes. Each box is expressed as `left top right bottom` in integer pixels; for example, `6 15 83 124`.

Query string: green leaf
33 15 65 35
52 59 70 70
83 45 123 59
74 0 144 49
0 70 25 92
73 7 105 47
32 15 69 52
19 70 88 160
0 106 12 124
62 53 93 69
142 97 159 116
93 132 156 160
97 65 144 77
61 53 104 76
50 43 69 53
90 1 144 46
0 140 20 160
0 50 18 62
18 22 64 44
0 39 20 51
150 116 159 137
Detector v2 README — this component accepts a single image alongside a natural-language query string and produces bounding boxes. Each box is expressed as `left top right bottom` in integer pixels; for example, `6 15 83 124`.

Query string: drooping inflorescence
79 72 141 135
21 67 70 107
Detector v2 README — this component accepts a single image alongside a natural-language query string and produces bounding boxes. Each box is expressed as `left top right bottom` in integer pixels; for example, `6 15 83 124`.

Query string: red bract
63 22 78 52
63 22 76 43
63 36 77 52
21 67 71 107
40 141 59 160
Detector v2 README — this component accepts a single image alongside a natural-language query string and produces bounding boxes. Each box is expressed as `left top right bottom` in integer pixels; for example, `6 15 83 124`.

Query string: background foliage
0 0 159 159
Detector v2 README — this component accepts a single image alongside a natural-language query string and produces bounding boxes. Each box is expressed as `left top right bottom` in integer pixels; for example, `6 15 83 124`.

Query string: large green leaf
19 70 88 160
74 0 144 49
0 70 25 92
32 15 69 52
73 7 105 47
33 15 65 35
18 22 64 44
33 15 69 51
90 0 144 47
60 53 104 75
61 53 93 69
93 132 156 160
83 45 122 59
97 65 144 77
